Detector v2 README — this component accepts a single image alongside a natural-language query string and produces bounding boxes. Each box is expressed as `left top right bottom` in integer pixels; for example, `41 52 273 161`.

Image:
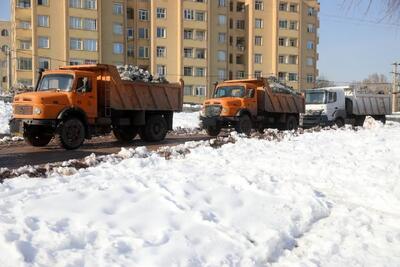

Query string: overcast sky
0 0 399 84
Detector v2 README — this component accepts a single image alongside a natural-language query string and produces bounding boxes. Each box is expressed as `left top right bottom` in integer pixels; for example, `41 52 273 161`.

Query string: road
0 134 210 169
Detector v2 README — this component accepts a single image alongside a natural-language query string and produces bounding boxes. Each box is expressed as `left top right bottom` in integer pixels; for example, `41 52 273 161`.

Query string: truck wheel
235 115 252 135
354 116 366 127
206 126 221 137
335 118 345 128
140 115 167 142
58 118 85 150
285 116 299 130
24 130 52 147
113 126 138 142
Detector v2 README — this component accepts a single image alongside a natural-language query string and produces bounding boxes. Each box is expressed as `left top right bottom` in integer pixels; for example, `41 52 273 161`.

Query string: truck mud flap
9 119 23 135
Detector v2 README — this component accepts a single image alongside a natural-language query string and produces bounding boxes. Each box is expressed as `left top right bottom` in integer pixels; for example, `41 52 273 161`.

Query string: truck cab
301 87 347 127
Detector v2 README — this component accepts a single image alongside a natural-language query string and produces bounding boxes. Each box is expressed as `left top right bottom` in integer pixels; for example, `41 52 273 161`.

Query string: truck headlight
222 107 229 113
33 107 42 115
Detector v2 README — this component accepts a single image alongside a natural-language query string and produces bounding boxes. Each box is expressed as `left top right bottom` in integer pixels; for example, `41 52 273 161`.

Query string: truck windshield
37 74 74 92
214 86 245 98
306 91 327 104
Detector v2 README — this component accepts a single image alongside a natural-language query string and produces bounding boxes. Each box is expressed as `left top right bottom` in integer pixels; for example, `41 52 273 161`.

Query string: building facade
0 21 11 93
11 0 319 103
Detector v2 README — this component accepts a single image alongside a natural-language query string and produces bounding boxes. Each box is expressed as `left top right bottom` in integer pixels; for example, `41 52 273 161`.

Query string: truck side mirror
247 89 255 98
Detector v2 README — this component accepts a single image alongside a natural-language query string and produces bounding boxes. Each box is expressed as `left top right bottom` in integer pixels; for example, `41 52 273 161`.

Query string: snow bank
173 111 200 130
0 100 12 135
1 123 400 266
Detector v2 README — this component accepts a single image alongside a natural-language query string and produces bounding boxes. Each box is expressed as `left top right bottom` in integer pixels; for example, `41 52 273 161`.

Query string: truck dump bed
258 81 305 114
60 64 183 112
345 90 391 116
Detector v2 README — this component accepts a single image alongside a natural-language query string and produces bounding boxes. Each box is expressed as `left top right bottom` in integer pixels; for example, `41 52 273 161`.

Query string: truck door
244 85 257 115
75 75 97 119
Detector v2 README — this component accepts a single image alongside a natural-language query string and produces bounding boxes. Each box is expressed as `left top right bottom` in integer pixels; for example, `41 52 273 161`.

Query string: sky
0 0 399 84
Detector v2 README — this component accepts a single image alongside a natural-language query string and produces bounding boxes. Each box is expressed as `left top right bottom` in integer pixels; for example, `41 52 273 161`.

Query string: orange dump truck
200 78 305 136
10 64 183 149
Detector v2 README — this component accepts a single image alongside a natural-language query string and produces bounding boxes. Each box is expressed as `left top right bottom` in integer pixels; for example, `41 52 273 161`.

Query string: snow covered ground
0 100 12 135
0 120 399 266
173 111 200 130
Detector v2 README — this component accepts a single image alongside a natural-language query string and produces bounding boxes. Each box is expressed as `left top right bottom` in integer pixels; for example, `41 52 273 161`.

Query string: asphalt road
0 134 210 169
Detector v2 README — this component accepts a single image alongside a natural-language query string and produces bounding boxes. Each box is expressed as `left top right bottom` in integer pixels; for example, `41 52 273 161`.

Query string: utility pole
392 63 399 113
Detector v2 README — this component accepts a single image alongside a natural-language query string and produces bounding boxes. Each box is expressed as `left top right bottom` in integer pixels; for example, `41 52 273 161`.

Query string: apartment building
11 0 319 104
0 21 11 92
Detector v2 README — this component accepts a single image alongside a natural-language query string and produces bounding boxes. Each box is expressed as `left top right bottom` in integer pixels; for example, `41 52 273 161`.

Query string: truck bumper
300 115 332 128
200 116 239 128
9 119 58 135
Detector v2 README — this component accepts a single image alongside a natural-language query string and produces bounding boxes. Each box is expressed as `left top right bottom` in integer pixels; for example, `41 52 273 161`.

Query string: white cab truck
301 86 392 128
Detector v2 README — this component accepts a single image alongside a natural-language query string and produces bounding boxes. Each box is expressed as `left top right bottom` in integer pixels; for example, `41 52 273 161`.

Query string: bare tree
315 76 336 88
344 0 400 20
350 73 390 93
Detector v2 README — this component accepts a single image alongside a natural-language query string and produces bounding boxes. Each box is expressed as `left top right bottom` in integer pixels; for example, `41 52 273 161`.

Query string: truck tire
206 126 221 137
335 118 345 128
24 130 52 147
58 118 85 150
284 116 299 130
139 115 167 142
235 115 252 135
354 116 366 127
113 126 138 142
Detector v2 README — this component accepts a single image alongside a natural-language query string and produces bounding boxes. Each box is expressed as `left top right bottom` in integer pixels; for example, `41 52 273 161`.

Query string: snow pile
0 136 23 145
0 123 400 266
173 111 201 130
0 100 12 134
117 65 168 84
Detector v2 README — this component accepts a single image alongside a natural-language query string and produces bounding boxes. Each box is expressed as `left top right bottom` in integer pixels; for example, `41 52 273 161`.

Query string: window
278 72 286 81
184 48 193 58
184 9 194 20
218 33 226 44
218 0 226 7
139 9 149 20
127 45 134 57
17 0 31 8
37 15 49 27
254 54 262 64
196 11 206 21
308 7 315 16
328 92 337 103
70 59 83 65
196 30 206 41
195 86 206 96
307 41 315 49
289 21 298 30
196 49 206 59
84 39 97 51
254 71 262 78
38 57 50 69
218 69 226 80
138 28 149 39
84 18 96 30
113 43 123 54
279 2 287 11
70 17 81 29
184 85 193 96
38 36 49 48
184 67 193 76
156 46 166 57
138 46 149 58
18 58 32 70
113 23 123 35
307 24 315 33
236 20 245 29
19 40 31 50
279 55 286 64
255 36 262 46
218 15 226 25
288 73 298 81
157 27 167 38
70 38 82 50
217 51 226 62
37 0 49 6
255 19 263 28
113 3 123 15
279 37 286 46
84 0 96 9
69 0 81 8
306 57 314 66
289 4 298 12
279 20 287 29
157 8 166 19
18 21 31 29
127 28 134 39
306 74 314 83
127 8 134 19
237 71 245 79
196 68 205 77
157 65 167 77
289 38 297 47
288 55 297 64
255 0 264 10
184 29 193 39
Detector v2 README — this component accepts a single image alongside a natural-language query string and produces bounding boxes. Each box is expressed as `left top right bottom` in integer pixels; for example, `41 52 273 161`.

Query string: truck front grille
205 105 222 117
14 105 33 115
